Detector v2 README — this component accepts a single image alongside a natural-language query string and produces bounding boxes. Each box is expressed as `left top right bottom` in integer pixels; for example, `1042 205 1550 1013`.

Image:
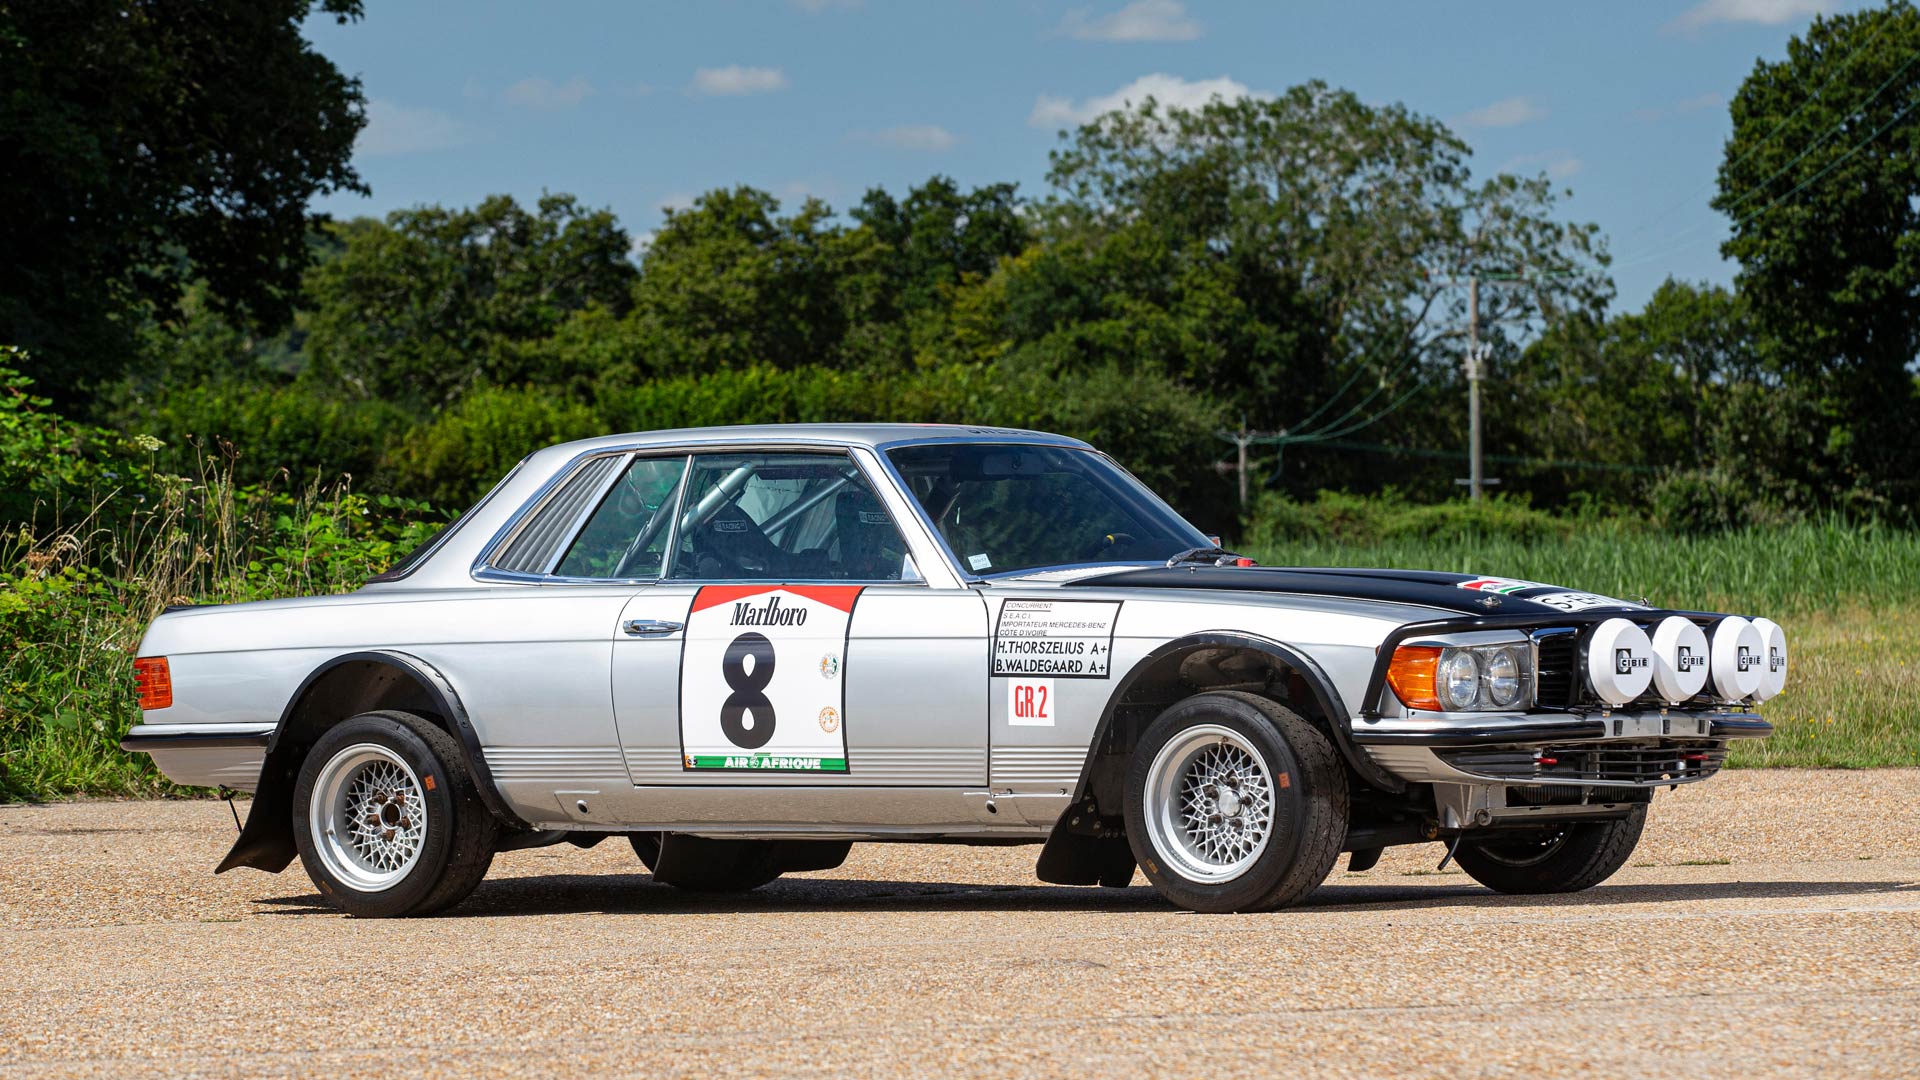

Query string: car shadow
250 872 1916 919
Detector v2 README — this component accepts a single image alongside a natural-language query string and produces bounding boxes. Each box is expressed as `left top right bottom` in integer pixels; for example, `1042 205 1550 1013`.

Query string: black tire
1452 805 1647 894
1123 691 1349 913
631 833 784 892
292 710 497 918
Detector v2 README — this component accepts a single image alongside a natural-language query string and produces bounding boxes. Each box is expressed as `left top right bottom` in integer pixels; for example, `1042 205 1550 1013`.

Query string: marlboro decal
679 585 862 773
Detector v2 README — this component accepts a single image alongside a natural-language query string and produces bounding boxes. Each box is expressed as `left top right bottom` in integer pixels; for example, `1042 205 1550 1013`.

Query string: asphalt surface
3 769 1917 1079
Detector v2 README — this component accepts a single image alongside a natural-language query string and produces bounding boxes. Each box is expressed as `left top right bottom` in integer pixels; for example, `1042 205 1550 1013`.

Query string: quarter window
552 456 690 579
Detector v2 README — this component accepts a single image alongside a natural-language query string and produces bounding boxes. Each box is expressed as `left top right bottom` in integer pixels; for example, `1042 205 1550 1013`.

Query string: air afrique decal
679 585 862 773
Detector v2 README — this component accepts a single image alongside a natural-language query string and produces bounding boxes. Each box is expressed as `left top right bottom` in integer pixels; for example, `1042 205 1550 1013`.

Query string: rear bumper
1352 710 1771 749
120 722 274 791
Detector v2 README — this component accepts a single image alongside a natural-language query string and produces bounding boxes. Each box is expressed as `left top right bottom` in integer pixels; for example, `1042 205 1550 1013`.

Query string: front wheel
1453 805 1648 894
292 711 497 918
1123 691 1349 913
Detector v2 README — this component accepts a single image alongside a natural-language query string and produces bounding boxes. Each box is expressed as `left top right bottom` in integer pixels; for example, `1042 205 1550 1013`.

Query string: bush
1243 490 1581 548
385 385 601 507
107 380 409 493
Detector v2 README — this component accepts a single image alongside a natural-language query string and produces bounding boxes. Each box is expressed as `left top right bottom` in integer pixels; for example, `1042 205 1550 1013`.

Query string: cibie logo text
1614 649 1649 675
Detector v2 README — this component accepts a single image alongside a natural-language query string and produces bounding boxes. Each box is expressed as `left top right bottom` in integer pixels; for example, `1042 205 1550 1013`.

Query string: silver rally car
122 424 1788 917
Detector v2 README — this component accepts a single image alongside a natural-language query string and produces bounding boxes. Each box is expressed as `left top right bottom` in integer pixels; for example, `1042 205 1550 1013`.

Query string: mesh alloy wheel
1143 724 1277 884
308 743 429 892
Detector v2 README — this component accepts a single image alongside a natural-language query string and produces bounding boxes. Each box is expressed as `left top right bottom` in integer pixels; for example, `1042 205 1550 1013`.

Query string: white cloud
1456 96 1547 129
1501 150 1584 181
629 231 656 259
692 65 790 96
851 124 958 151
1672 0 1833 30
501 76 595 110
1029 72 1263 128
356 100 474 157
1635 91 1724 122
1059 0 1202 42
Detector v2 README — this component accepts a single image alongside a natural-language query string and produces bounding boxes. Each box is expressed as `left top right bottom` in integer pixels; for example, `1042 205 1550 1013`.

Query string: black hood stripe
1075 566 1644 617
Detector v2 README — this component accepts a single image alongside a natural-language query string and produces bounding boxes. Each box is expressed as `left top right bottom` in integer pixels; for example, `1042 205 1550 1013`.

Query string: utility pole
1466 275 1483 503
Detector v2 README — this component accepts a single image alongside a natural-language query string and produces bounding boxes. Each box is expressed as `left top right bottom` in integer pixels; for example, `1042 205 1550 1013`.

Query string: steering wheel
1080 531 1137 559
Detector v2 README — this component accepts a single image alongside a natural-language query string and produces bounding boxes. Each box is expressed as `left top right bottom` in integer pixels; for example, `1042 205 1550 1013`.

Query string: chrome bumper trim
119 722 275 753
1352 711 1771 748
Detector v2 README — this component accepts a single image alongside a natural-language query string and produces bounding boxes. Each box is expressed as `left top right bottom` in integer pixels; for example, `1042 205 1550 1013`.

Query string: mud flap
1035 830 1136 887
214 745 298 874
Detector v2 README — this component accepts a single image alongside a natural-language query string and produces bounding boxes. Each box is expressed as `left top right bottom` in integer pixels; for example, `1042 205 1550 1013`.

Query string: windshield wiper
1163 546 1254 568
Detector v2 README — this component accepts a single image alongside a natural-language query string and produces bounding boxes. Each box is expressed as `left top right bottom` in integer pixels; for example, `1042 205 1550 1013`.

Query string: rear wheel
1452 805 1647 894
1123 691 1348 913
631 833 783 892
292 710 497 918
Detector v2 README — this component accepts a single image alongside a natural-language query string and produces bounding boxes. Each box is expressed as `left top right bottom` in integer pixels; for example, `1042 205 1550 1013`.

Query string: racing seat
833 488 900 581
686 502 784 579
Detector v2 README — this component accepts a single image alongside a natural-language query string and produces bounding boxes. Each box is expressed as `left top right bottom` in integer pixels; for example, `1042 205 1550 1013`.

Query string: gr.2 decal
680 585 862 773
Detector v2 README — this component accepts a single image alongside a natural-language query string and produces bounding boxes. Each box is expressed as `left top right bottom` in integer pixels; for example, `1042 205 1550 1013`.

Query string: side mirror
1205 534 1223 547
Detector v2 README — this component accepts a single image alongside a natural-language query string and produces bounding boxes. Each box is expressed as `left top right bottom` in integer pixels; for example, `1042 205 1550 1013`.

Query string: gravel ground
2 769 1917 1079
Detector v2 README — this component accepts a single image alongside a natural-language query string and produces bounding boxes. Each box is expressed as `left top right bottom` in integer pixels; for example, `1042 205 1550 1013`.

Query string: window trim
471 442 931 587
876 441 1208 582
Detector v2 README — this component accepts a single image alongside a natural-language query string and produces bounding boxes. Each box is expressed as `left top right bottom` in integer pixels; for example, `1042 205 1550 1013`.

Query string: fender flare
1083 631 1402 799
216 650 525 874
1035 631 1401 886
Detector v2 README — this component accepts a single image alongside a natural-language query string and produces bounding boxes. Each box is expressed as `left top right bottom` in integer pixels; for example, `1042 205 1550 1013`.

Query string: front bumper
120 722 274 791
1353 710 1771 789
1352 710 1771 748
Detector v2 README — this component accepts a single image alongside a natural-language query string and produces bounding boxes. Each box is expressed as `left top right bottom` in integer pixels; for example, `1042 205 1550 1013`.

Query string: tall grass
1244 519 1920 616
0 456 440 801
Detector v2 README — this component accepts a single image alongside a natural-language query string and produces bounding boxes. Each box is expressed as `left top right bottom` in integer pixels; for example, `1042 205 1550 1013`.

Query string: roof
537 423 1092 457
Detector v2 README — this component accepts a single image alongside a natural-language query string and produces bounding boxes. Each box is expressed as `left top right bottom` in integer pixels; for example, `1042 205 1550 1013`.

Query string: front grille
1438 743 1729 787
1532 629 1578 708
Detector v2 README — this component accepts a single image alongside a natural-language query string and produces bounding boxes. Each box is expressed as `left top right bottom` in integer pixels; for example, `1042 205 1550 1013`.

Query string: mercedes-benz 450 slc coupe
121 424 1786 917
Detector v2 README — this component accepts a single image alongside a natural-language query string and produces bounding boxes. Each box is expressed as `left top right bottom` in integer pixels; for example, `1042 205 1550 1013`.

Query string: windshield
886 443 1209 576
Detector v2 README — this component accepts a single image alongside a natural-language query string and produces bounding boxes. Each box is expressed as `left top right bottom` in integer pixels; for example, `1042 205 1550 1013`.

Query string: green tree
624 187 882 376
1716 0 1920 512
1507 281 1817 521
994 84 1610 496
302 194 637 406
0 0 367 401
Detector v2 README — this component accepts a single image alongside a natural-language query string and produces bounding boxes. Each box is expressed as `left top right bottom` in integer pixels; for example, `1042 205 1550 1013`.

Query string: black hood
1075 565 1646 618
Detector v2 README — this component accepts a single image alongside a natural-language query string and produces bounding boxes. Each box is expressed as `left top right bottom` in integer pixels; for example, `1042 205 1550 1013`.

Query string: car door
608 448 989 827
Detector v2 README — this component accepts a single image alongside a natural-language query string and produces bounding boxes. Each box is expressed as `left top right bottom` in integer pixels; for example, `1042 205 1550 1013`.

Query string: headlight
1438 650 1481 710
1484 646 1523 707
1387 640 1534 713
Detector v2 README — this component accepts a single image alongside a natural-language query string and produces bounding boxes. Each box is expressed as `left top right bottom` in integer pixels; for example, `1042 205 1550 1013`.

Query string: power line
1609 44 1920 271
1613 14 1894 247
1612 86 1920 274
1302 438 1665 474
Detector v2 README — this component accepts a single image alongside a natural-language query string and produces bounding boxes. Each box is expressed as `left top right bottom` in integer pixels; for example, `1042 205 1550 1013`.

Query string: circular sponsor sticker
818 652 840 679
817 706 839 734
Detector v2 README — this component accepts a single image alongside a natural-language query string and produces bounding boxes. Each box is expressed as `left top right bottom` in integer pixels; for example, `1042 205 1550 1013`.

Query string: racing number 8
721 632 776 749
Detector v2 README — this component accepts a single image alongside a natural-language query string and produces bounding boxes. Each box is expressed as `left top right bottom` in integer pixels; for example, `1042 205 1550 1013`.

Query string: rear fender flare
216 650 523 874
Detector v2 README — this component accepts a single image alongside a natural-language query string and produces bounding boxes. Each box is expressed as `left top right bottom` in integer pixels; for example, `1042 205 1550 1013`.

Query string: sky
304 0 1866 313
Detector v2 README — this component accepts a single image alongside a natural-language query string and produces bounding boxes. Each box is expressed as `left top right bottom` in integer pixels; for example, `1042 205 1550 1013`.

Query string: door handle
623 619 684 636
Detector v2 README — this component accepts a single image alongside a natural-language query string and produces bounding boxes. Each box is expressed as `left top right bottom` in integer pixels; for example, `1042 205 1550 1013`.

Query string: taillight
133 657 172 710
1385 645 1442 711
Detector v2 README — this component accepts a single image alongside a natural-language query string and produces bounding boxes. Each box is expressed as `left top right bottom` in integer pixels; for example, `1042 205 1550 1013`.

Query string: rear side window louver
491 455 622 575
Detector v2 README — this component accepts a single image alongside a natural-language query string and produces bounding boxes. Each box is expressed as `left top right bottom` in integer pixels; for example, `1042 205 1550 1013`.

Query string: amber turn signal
133 656 172 710
1385 645 1442 711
